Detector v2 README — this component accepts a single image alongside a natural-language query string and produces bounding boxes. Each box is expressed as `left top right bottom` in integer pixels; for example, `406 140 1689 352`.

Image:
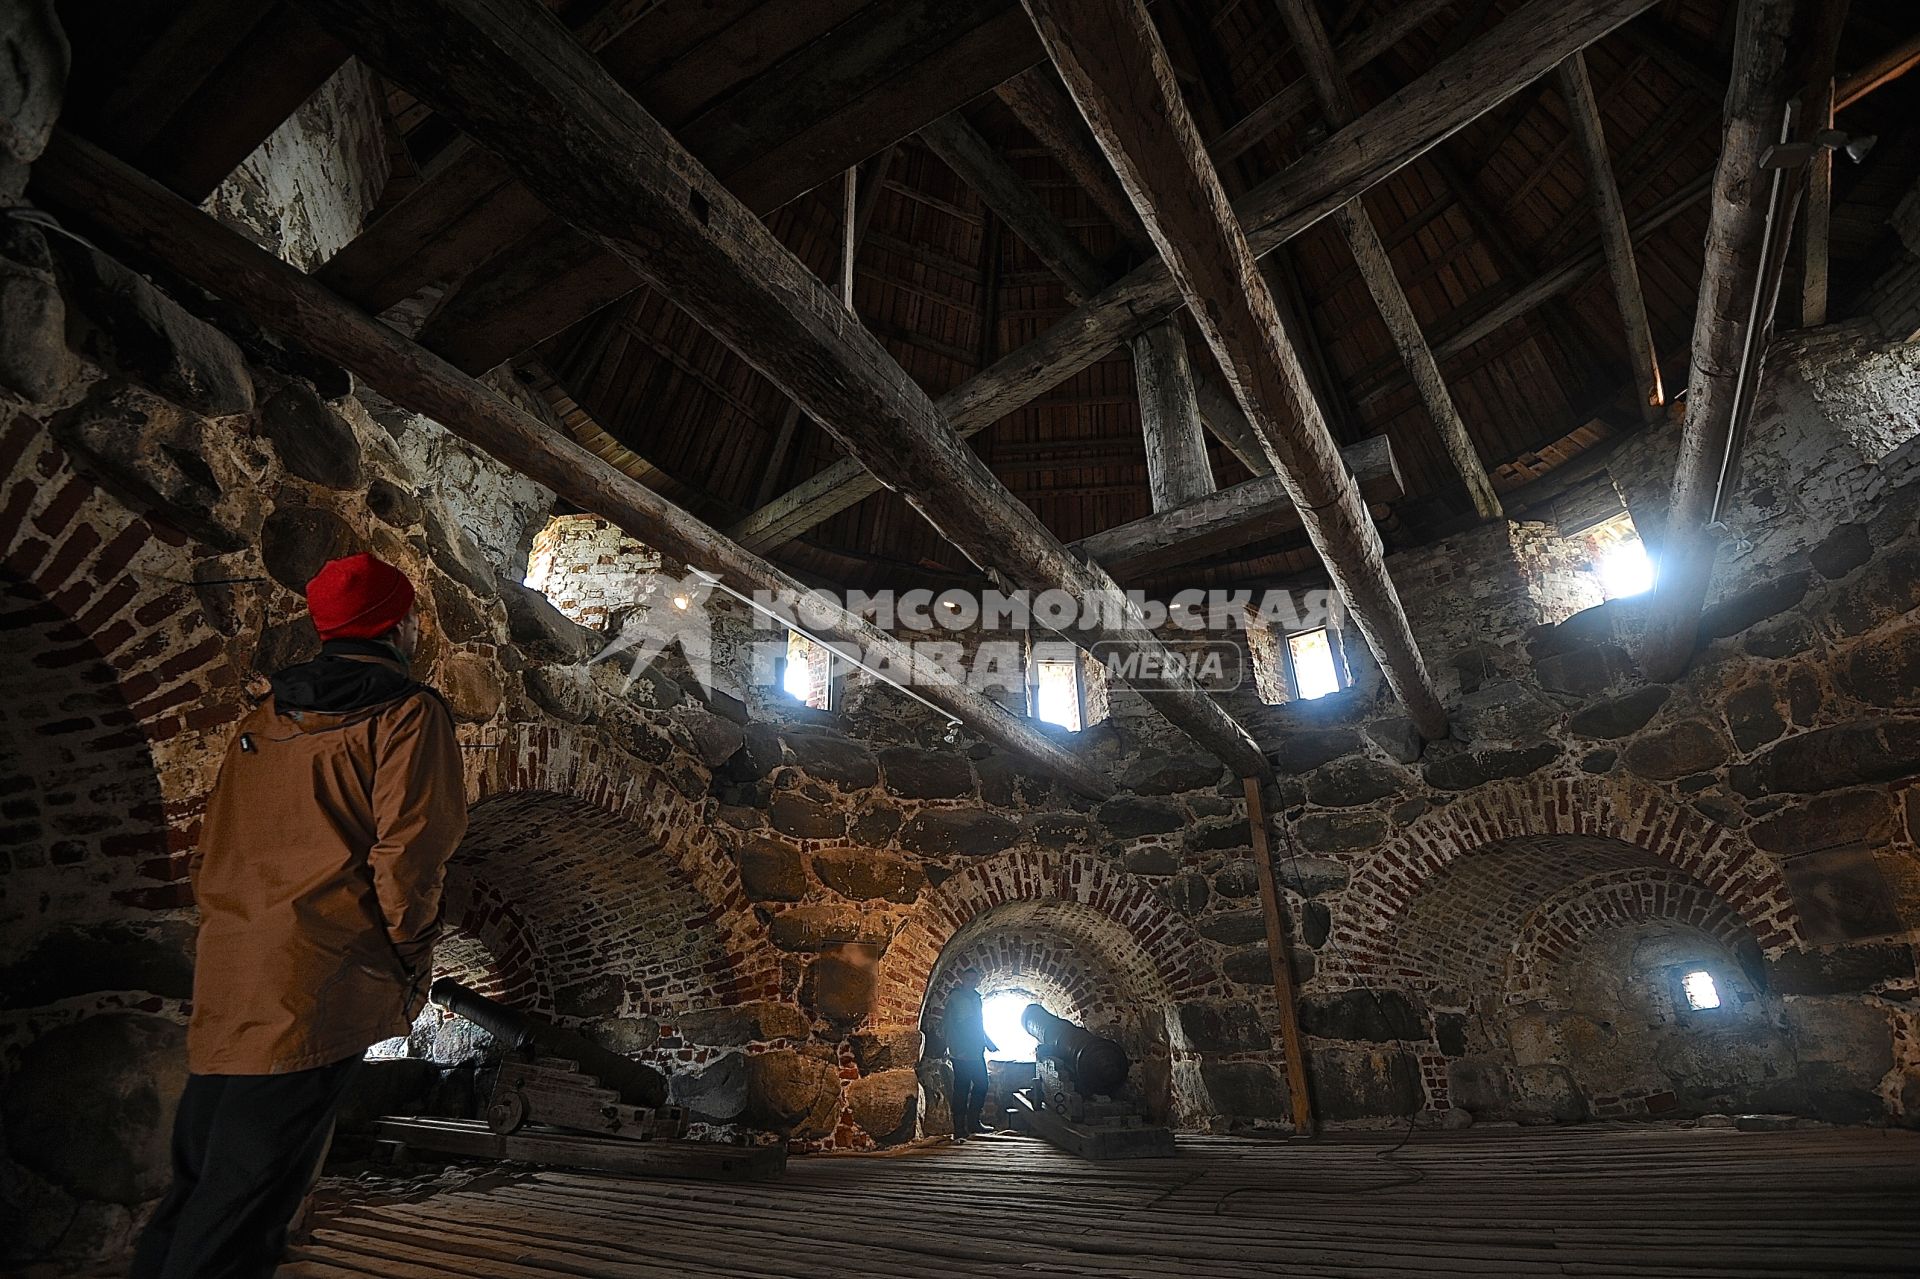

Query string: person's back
941 972 997 1139
136 553 467 1279
189 636 465 1074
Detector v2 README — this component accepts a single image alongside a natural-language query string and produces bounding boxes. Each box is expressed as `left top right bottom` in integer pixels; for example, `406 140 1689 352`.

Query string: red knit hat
306 553 416 641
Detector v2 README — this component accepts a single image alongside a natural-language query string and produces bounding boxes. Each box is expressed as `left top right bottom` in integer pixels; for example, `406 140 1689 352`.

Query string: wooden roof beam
730 0 1661 555
286 0 1269 779
1639 0 1806 682
1555 51 1666 424
31 131 1114 800
1075 437 1401 580
1024 0 1448 741
1272 0 1500 520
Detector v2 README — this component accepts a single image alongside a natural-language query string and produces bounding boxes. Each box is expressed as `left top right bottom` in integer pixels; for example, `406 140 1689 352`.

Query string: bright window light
1033 659 1082 731
1681 969 1721 1011
1288 628 1341 700
783 631 832 709
981 990 1041 1062
1598 536 1656 599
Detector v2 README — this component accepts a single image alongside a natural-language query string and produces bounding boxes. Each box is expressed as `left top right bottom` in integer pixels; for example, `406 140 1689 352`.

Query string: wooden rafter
1555 51 1666 423
731 0 1661 555
1272 0 1501 519
1639 0 1807 682
1023 0 1449 740
286 0 1271 778
30 131 1115 800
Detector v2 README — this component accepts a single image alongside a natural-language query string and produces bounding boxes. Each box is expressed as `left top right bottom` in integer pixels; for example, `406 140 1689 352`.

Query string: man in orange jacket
133 553 468 1279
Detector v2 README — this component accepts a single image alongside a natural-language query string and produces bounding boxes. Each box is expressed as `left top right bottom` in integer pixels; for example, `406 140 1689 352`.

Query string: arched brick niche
450 790 750 1021
875 848 1221 1031
1506 867 1759 1008
0 570 172 990
468 724 781 1005
1329 773 1800 988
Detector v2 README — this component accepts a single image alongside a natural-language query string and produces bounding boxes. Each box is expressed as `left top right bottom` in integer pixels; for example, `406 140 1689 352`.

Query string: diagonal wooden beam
731 0 1660 554
1024 0 1448 740
289 0 1270 778
1639 0 1807 682
1556 51 1666 423
1208 0 1458 165
1273 0 1500 519
30 131 1113 800
919 113 1107 302
994 64 1150 247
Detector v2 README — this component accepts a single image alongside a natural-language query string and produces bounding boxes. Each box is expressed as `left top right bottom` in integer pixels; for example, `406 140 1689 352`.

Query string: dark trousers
953 1054 990 1134
131 1056 362 1279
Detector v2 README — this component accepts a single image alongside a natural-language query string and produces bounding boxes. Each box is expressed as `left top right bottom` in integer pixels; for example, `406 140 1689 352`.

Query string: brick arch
465 723 780 1006
929 924 1140 1039
1328 772 1798 987
1505 867 1759 1008
874 847 1222 1032
438 875 550 1011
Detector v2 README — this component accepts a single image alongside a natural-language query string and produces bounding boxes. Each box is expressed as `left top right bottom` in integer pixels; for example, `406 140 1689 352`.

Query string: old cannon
1016 1003 1174 1159
1023 1003 1130 1102
429 977 685 1140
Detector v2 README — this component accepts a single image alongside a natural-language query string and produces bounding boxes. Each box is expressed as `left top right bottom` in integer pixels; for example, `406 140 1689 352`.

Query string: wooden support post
841 165 857 310
1244 778 1315 1137
287 0 1270 779
1025 0 1450 741
1556 51 1666 422
1639 0 1806 683
732 0 1658 553
30 131 1117 802
1132 321 1215 511
1800 0 1850 328
1274 0 1500 518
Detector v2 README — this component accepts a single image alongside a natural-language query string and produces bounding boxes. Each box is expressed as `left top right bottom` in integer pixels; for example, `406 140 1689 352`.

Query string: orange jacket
187 647 467 1075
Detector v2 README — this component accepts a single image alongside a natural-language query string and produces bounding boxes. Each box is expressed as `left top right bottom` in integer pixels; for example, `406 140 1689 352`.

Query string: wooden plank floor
284 1124 1920 1278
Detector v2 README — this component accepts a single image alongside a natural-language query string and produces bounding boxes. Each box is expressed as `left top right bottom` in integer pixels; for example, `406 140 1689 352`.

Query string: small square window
1287 628 1343 701
782 631 834 710
1681 969 1721 1011
1031 658 1082 732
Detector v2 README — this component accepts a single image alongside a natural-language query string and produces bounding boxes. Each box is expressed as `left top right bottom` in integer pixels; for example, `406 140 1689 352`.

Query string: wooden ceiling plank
31 130 1114 800
288 0 1270 778
734 0 1661 553
1024 0 1448 739
1555 51 1666 422
1274 0 1501 518
1639 0 1806 682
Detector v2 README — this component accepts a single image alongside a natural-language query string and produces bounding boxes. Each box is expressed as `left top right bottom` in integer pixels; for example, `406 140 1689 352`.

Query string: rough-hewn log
1640 0 1806 682
1131 320 1214 511
1024 0 1449 740
31 130 1115 801
1274 0 1499 519
920 113 1106 302
733 0 1658 553
1556 51 1665 423
289 0 1269 778
1075 437 1400 579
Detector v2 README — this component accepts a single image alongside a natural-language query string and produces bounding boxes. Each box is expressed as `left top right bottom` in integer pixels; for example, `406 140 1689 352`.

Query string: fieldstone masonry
3 33 1920 1271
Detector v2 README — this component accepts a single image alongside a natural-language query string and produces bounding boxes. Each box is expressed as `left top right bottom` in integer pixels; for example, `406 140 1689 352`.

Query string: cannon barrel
1022 1003 1130 1096
430 977 669 1108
